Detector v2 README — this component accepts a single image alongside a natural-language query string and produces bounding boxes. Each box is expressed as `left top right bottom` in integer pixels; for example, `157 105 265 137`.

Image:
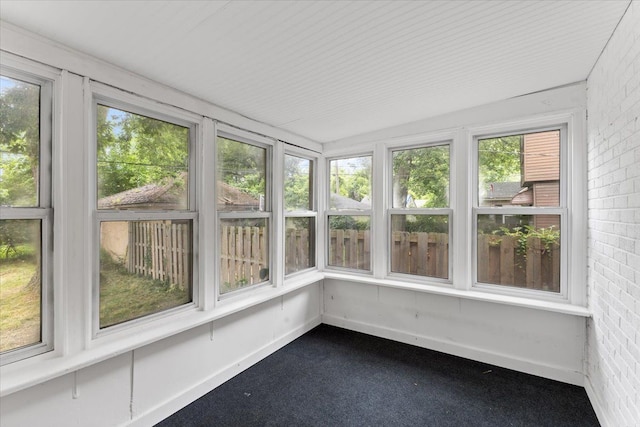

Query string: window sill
323 272 591 317
0 271 324 397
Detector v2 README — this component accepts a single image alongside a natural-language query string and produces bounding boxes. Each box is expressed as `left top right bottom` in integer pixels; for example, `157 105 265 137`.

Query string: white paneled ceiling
0 0 631 142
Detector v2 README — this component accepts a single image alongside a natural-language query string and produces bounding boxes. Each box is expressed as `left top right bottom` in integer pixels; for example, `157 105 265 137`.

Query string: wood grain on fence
127 221 190 289
391 231 449 279
220 225 267 290
477 234 559 291
329 230 370 271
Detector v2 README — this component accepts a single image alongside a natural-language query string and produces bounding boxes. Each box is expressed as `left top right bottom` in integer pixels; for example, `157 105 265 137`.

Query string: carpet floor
156 324 599 427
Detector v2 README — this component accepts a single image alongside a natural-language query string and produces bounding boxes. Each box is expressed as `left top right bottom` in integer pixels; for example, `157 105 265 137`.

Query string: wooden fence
390 232 449 278
220 225 268 289
328 229 371 271
477 234 560 292
126 224 559 293
127 221 190 289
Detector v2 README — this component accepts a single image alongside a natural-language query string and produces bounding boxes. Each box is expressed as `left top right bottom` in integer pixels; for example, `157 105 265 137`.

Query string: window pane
390 215 448 279
477 214 560 292
0 76 40 207
328 215 370 271
217 137 266 212
220 218 269 294
285 217 315 274
99 220 192 328
97 105 190 210
478 131 560 207
392 145 449 208
0 220 41 352
284 155 313 211
329 156 371 210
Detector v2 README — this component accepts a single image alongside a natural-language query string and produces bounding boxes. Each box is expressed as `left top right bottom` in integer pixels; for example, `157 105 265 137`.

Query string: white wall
0 284 322 427
585 2 640 426
323 280 586 386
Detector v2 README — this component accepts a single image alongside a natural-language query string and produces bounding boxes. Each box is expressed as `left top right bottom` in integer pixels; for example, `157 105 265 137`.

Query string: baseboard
129 316 322 427
584 376 610 427
322 314 584 386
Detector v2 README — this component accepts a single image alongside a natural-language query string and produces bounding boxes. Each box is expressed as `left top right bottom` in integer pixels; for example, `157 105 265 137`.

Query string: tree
0 77 40 207
477 135 522 187
216 136 266 200
284 155 311 211
97 105 190 199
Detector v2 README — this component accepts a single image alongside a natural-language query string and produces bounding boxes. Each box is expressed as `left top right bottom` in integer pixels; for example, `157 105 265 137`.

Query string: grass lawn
100 254 191 328
0 258 40 353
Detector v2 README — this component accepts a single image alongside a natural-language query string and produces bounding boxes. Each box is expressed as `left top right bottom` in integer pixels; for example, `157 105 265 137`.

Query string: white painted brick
587 3 640 425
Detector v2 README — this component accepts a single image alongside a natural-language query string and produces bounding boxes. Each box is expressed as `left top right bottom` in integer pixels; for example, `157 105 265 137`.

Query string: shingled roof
98 174 259 210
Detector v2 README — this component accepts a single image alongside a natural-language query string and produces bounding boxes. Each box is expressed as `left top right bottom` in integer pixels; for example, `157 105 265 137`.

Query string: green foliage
97 105 189 199
392 145 449 208
329 156 371 202
329 216 369 231
217 137 266 200
478 135 522 188
284 155 311 210
492 225 560 261
401 215 449 233
0 77 40 207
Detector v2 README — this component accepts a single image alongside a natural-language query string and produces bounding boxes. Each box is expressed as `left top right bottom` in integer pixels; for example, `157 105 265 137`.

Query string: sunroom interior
0 1 638 426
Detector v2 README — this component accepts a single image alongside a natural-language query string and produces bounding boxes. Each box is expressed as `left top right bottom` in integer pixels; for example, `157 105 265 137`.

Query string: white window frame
386 140 453 284
89 82 200 337
0 57 57 365
470 120 571 302
215 126 274 300
325 152 374 274
283 147 318 277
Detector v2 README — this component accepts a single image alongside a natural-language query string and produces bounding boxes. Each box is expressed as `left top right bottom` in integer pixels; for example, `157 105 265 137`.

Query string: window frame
0 60 55 365
89 82 200 337
215 126 274 300
325 152 374 274
386 140 453 283
471 122 569 302
283 148 318 277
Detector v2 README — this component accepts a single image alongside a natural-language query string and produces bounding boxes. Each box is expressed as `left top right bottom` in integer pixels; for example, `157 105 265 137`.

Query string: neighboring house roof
330 193 371 210
98 174 259 210
485 182 523 200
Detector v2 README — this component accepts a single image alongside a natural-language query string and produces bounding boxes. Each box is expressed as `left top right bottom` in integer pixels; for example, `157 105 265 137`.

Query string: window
284 153 316 275
389 144 451 279
0 70 53 364
327 155 372 271
474 128 564 294
95 102 196 330
217 133 271 295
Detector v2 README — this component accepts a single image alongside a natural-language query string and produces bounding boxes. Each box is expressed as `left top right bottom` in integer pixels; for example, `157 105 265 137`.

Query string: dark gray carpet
156 324 599 427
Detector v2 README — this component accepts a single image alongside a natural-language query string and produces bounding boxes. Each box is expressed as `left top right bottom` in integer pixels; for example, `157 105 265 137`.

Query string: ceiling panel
0 0 630 142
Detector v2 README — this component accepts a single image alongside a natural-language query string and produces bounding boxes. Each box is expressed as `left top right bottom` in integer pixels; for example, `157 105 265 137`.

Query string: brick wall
586 2 640 426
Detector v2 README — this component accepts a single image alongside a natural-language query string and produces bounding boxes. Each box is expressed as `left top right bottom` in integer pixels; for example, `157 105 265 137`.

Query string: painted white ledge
0 271 324 397
323 272 591 317
1 268 591 397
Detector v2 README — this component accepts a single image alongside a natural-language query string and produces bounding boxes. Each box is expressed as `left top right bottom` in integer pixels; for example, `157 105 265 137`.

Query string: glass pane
0 76 40 207
0 220 41 352
97 105 190 210
285 217 315 275
478 131 560 207
219 218 269 294
477 214 561 292
217 137 266 212
329 156 371 210
390 215 448 279
328 215 370 271
392 145 449 208
99 220 192 328
284 155 313 211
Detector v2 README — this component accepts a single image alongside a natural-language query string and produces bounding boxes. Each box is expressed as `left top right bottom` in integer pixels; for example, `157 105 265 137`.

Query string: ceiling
0 1 631 143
